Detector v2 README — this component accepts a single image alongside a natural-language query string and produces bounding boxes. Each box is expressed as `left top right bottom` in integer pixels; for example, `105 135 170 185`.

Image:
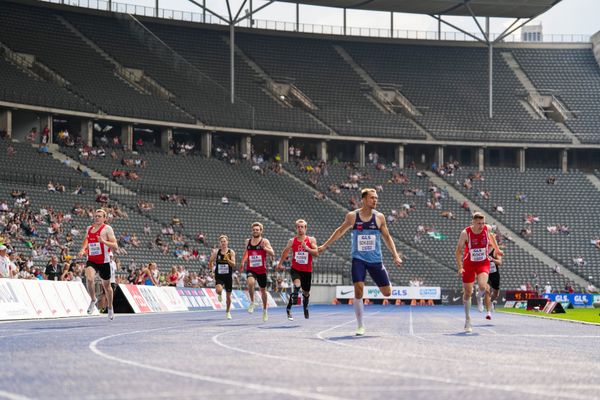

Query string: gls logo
391 289 408 296
574 295 588 304
555 295 568 302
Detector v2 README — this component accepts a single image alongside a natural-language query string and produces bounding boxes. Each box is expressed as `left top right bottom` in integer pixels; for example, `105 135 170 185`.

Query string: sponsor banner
119 285 189 313
270 291 289 307
119 284 151 313
543 293 594 307
203 288 223 310
232 290 250 309
0 279 95 321
177 288 213 311
0 280 35 320
137 285 169 312
441 289 464 305
158 287 188 312
336 286 441 300
593 295 600 304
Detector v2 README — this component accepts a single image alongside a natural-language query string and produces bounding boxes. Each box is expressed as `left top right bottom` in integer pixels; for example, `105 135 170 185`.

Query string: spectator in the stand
221 195 229 205
565 282 574 294
41 125 49 144
167 266 178 286
141 263 159 286
26 127 37 143
587 278 598 293
44 255 62 281
544 282 552 293
553 265 561 274
176 266 186 288
0 245 15 278
546 176 556 185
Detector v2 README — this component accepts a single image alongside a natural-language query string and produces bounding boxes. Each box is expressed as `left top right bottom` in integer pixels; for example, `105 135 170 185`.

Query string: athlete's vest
246 239 267 274
463 226 490 268
351 211 382 263
291 236 313 273
86 224 110 264
215 249 233 275
489 249 498 274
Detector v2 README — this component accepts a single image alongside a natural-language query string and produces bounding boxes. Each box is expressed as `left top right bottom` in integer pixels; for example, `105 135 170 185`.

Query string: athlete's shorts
462 262 490 284
215 273 233 292
86 261 111 281
351 258 390 287
488 271 500 290
290 269 312 292
246 271 267 288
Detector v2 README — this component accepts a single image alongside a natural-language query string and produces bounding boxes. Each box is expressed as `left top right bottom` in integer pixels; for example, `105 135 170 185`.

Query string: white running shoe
247 303 255 313
476 293 484 313
355 326 365 336
226 311 232 320
108 308 114 321
87 299 97 315
262 310 268 322
485 311 492 320
464 319 473 333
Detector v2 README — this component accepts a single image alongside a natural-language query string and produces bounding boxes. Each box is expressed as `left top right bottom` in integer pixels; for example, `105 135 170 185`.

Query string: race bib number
489 263 497 273
217 264 229 274
294 251 308 265
469 248 486 262
249 255 263 268
357 235 376 252
88 242 102 256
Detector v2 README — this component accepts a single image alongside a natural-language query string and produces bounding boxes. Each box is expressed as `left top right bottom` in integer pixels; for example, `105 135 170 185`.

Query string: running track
1 305 599 400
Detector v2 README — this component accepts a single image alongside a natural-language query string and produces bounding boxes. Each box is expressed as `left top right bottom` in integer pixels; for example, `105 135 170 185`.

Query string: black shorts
86 261 111 281
215 273 233 292
246 271 267 288
488 271 500 290
290 269 312 293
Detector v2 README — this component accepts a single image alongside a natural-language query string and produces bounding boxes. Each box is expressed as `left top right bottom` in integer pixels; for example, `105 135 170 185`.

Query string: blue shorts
351 258 390 287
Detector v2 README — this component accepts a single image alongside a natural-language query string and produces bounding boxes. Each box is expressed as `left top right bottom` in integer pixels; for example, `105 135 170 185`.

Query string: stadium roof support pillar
487 17 493 119
519 148 526 172
296 2 299 31
343 8 347 36
395 144 404 169
436 145 444 168
80 119 92 147
356 142 366 167
155 0 158 17
390 12 393 38
201 131 212 158
317 140 327 162
122 124 133 151
160 127 172 153
279 137 289 162
0 109 12 139
230 23 235 104
240 135 252 159
561 149 568 173
478 147 484 172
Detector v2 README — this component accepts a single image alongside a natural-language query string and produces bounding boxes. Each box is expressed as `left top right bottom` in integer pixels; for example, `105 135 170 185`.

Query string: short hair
472 212 485 220
251 222 263 231
95 209 107 218
218 234 229 241
295 219 307 227
361 188 377 198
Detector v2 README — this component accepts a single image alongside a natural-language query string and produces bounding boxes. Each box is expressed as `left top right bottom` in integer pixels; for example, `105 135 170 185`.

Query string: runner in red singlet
455 212 503 333
276 219 318 321
78 209 119 320
239 222 274 322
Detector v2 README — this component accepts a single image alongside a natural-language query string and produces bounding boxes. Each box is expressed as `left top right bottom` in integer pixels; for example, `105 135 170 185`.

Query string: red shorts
462 262 490 284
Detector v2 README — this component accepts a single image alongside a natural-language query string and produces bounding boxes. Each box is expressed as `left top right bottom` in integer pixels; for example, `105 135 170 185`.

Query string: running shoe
286 309 293 321
355 326 365 336
87 299 97 315
476 292 484 313
485 311 492 320
262 310 268 322
464 319 473 333
303 306 309 319
247 303 255 313
226 311 232 320
108 308 114 321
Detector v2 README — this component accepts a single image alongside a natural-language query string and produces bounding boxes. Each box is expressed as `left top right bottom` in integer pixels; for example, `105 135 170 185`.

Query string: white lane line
214 319 589 399
407 307 427 339
0 390 33 400
89 325 344 400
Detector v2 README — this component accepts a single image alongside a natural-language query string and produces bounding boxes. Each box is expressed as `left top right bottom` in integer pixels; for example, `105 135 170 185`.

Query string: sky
111 0 599 39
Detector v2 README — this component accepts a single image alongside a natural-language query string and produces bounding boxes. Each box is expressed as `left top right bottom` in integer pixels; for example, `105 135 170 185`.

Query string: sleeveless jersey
86 224 110 264
291 236 313 273
489 249 499 274
246 239 267 274
463 225 490 268
351 211 382 263
215 249 233 275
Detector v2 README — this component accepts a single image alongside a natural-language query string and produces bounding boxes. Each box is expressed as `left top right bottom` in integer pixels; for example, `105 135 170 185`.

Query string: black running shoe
303 306 309 319
287 309 293 321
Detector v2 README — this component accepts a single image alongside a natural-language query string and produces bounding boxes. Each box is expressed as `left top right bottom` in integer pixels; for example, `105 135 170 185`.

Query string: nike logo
340 290 353 295
452 297 461 302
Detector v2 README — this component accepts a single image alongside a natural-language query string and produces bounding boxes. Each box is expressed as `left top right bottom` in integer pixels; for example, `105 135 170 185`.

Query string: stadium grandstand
1 0 600 398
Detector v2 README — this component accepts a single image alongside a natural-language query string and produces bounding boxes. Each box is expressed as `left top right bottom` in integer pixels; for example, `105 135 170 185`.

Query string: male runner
239 222 275 322
455 212 503 333
487 247 502 313
277 219 318 320
78 209 119 320
318 188 402 336
209 235 236 320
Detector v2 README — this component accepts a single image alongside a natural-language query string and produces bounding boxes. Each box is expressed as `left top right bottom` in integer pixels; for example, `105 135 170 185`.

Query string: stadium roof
274 0 563 19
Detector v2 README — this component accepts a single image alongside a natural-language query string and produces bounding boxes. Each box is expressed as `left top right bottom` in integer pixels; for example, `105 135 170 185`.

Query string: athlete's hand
496 249 504 257
77 249 86 258
317 245 326 254
457 267 464 277
393 255 402 267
